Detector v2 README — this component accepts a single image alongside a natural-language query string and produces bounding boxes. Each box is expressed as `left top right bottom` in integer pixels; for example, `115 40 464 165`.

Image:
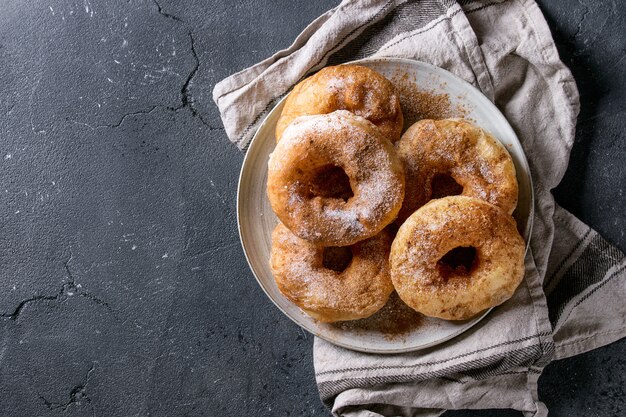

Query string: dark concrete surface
0 1 623 416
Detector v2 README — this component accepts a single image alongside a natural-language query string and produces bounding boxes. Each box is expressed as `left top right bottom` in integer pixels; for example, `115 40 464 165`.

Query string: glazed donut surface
267 110 405 247
271 223 394 322
395 118 518 224
276 64 403 143
390 196 525 321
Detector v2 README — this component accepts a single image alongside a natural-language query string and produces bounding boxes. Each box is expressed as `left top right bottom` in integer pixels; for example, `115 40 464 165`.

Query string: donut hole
437 246 478 279
431 173 463 199
307 165 353 201
322 246 353 272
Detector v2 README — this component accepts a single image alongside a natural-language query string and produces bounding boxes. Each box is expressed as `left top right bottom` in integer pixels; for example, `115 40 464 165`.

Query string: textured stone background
0 1 623 416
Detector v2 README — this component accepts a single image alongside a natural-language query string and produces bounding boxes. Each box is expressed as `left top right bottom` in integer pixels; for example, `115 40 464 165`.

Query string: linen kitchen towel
213 0 626 415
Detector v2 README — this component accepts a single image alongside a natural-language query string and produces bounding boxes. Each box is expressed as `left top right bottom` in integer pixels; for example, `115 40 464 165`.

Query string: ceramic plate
237 58 534 354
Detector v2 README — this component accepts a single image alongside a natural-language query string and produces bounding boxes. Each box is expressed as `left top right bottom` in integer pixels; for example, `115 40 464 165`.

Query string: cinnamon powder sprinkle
332 292 423 340
391 71 469 128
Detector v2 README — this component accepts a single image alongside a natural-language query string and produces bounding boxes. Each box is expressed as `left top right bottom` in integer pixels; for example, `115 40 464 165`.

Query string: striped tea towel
213 0 626 415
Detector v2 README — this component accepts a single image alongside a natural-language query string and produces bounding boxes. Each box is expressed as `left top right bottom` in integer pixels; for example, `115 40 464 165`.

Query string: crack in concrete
1 249 118 321
177 31 205 122
74 32 223 131
64 1 225 132
151 0 182 23
64 249 119 319
151 0 222 130
40 362 97 417
64 246 77 286
96 106 160 129
0 289 67 321
571 1 590 40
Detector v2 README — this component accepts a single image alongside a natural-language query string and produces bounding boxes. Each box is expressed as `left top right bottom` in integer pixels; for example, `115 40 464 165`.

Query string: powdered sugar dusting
326 74 354 92
269 111 404 245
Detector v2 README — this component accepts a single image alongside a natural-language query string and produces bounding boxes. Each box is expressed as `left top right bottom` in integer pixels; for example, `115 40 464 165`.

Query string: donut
276 64 403 143
270 223 394 322
267 110 405 247
390 196 525 320
395 118 518 224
